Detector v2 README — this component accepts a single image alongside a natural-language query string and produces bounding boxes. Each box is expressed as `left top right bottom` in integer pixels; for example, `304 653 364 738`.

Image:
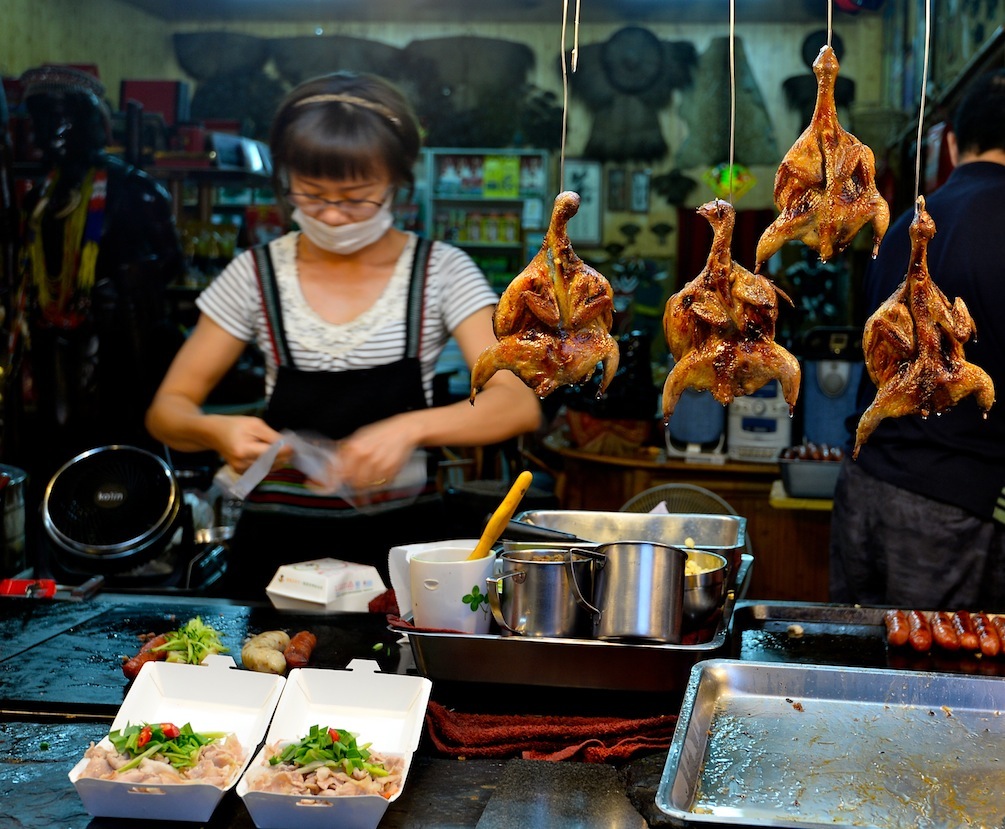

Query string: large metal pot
570 541 686 643
0 464 27 577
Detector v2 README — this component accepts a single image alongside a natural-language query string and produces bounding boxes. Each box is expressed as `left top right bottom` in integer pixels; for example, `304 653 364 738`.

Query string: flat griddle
731 601 1005 678
0 595 404 718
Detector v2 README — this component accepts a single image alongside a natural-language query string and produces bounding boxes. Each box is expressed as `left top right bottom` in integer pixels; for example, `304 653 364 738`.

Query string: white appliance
665 387 727 462
727 380 792 463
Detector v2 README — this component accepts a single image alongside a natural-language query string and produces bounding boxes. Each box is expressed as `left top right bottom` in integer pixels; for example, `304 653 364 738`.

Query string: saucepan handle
567 548 600 615
486 571 526 634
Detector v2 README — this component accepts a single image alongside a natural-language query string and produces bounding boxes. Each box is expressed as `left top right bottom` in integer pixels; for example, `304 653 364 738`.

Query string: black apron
221 237 447 599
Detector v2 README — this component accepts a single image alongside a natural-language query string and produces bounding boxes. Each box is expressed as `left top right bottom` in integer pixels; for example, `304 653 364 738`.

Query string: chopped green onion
268 724 386 777
108 722 227 773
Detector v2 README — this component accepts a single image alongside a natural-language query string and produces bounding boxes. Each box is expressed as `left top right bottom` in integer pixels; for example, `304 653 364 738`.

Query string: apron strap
251 243 294 368
405 236 433 361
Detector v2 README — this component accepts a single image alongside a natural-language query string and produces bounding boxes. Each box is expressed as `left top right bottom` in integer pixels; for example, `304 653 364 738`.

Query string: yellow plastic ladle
466 470 534 560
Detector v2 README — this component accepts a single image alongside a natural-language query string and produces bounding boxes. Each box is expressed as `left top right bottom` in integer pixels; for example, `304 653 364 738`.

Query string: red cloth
368 588 400 615
424 700 677 763
385 614 470 635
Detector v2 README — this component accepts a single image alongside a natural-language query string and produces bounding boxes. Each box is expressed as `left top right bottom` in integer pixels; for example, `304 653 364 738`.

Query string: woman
146 72 541 597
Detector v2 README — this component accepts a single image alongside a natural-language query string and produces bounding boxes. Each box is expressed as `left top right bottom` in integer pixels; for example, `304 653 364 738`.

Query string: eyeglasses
285 188 391 219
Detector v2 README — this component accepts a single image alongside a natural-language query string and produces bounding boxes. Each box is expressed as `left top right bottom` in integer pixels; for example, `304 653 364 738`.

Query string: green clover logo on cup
463 585 488 613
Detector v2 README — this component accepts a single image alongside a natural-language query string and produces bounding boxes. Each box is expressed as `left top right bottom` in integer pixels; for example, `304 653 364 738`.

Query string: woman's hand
337 415 421 490
213 416 289 473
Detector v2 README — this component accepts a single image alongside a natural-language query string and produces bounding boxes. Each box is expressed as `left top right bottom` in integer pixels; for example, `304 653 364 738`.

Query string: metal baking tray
401 555 751 693
513 510 746 553
657 659 1005 828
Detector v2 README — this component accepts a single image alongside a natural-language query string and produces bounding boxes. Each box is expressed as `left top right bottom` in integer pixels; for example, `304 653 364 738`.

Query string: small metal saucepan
683 550 729 623
569 541 686 643
486 548 595 638
0 465 28 578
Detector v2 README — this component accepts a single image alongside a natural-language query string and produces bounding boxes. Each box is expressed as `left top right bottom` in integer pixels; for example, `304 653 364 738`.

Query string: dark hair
951 68 1005 157
269 72 421 202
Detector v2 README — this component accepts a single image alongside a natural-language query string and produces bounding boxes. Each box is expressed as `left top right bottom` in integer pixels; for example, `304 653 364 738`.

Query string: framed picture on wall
607 168 627 211
630 170 650 213
564 159 603 246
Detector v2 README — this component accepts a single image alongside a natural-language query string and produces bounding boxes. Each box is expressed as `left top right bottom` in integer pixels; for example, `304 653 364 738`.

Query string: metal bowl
683 550 728 622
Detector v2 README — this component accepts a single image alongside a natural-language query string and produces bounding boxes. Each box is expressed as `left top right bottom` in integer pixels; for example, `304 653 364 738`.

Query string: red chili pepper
160 723 181 739
137 725 153 748
328 728 340 743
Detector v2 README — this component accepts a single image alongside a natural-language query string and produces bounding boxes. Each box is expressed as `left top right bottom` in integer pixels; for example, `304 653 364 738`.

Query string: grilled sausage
122 634 169 679
284 631 318 669
952 611 980 651
907 610 932 652
931 612 960 651
973 612 1001 658
884 609 910 647
990 615 1005 647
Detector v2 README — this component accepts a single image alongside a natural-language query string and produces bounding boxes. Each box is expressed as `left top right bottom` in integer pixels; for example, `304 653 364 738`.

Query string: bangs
280 106 394 183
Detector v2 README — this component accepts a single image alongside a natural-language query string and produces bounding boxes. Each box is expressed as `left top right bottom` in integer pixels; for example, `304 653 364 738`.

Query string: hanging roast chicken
854 196 994 456
662 199 800 421
755 44 890 272
470 190 619 401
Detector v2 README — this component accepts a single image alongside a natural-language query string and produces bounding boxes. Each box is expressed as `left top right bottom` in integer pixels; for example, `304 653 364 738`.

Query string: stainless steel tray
400 555 751 693
514 509 746 553
657 659 1005 828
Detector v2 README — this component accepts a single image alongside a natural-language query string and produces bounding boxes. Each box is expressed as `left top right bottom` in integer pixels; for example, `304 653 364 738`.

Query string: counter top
4 594 998 828
0 593 676 828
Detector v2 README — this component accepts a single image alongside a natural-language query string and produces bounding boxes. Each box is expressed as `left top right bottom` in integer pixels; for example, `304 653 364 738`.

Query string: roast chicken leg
662 199 800 421
755 44 890 272
854 196 994 456
470 191 619 400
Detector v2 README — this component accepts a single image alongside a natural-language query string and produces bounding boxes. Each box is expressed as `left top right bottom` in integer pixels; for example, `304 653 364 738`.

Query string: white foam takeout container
237 659 432 829
266 557 386 612
69 655 286 822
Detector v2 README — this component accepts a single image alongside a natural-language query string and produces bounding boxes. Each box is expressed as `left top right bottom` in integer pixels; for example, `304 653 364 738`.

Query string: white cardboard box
266 558 386 612
69 656 285 822
237 659 432 829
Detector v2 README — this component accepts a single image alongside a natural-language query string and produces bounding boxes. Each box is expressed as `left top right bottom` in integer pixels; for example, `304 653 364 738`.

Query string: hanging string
572 0 581 71
728 0 736 204
914 0 933 201
558 0 581 190
826 0 833 48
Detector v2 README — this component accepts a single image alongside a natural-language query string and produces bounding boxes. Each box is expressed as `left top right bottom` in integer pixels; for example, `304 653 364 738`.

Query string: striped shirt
196 231 498 403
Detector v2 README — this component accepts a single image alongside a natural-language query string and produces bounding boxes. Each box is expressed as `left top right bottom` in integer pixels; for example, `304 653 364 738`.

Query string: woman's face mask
287 171 395 255
292 195 394 255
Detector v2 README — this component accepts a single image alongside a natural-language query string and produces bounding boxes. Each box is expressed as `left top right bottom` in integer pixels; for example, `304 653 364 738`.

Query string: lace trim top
196 231 497 401
268 232 413 359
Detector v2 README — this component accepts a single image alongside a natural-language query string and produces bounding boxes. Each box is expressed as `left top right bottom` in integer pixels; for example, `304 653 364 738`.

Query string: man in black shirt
830 69 1005 609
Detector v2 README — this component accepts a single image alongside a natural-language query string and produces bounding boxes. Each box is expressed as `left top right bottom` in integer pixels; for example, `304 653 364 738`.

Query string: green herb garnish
108 722 227 773
268 724 388 778
153 617 229 665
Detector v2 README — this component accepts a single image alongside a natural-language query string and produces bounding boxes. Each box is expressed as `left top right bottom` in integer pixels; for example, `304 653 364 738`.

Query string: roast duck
470 191 619 400
755 44 890 273
854 196 995 456
661 199 800 421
